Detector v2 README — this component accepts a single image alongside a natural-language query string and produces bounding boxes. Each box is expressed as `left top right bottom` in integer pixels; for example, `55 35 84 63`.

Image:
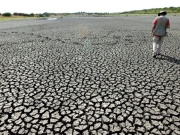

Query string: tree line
0 12 55 17
121 7 180 14
1 7 180 17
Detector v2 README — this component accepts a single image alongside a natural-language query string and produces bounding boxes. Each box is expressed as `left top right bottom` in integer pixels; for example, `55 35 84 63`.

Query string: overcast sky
1 0 179 14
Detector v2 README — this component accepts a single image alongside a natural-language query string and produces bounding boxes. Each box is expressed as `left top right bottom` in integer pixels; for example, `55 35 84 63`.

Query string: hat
158 11 167 16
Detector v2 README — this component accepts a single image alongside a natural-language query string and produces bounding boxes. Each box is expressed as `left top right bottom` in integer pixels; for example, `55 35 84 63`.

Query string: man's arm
166 20 170 28
151 24 156 35
151 18 157 35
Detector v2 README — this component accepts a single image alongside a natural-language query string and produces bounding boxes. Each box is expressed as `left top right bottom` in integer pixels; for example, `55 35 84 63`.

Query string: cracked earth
0 16 180 134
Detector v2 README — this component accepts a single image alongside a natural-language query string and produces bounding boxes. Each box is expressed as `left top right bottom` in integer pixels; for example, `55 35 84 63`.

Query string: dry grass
0 15 36 21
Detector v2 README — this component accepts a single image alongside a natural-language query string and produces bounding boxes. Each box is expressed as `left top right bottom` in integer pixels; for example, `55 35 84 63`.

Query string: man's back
153 16 169 36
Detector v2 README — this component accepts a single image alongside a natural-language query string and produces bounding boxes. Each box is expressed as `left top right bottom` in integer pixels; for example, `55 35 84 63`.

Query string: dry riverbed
0 16 180 134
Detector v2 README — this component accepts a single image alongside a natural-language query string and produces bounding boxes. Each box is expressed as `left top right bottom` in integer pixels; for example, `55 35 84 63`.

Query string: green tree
29 13 34 17
13 12 19 16
43 12 50 17
169 7 175 13
37 14 44 18
178 7 180 12
2 12 12 17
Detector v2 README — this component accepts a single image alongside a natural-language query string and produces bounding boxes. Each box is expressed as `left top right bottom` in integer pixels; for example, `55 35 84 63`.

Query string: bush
37 14 44 18
2 12 12 17
13 12 19 16
29 13 34 17
43 12 50 17
13 12 34 17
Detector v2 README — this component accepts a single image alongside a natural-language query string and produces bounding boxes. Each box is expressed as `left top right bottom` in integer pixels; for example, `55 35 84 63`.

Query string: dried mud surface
0 16 180 134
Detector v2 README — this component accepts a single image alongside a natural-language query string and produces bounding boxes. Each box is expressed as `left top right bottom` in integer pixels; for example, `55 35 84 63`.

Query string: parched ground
0 16 180 135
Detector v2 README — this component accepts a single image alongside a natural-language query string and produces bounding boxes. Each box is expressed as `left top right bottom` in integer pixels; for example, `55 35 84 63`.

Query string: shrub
37 14 44 18
13 12 34 17
13 12 19 16
29 13 34 17
43 12 50 17
2 12 12 17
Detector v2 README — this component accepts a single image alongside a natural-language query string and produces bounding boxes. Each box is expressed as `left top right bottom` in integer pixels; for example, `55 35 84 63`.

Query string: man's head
158 11 167 16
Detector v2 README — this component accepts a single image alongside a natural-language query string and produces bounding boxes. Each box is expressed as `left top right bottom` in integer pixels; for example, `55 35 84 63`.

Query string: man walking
151 11 170 58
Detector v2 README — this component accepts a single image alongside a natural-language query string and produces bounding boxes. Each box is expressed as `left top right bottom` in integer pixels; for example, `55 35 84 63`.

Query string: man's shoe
153 53 157 58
